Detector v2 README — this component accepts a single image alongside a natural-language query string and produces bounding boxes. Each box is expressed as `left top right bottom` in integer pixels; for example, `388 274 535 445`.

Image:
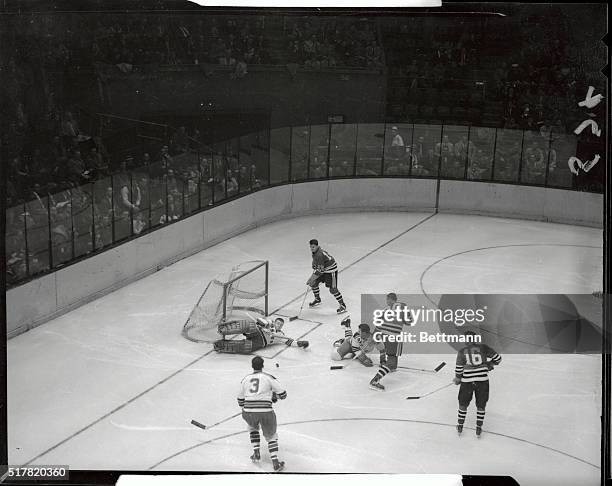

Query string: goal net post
182 260 269 343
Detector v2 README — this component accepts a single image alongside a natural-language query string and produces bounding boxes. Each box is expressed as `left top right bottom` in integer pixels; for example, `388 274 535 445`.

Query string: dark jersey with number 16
455 343 501 383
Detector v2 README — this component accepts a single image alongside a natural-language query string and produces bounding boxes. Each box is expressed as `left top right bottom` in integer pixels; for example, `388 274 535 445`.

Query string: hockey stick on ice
330 359 354 370
191 411 241 430
397 362 446 374
405 382 454 400
330 353 369 370
289 287 310 321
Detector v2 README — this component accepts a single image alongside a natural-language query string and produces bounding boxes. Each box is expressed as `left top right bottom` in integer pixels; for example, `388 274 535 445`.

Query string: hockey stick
330 353 371 370
191 411 241 430
330 358 354 370
290 287 310 321
397 362 446 374
405 382 454 400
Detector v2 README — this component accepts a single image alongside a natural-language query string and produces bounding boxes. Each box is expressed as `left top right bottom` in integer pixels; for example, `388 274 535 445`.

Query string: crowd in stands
3 8 605 286
5 120 268 285
386 20 483 89
3 13 382 74
382 125 560 184
499 14 605 133
286 17 383 69
384 8 605 132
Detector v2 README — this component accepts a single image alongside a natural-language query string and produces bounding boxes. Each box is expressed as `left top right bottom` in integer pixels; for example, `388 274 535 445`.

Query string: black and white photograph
1 2 609 485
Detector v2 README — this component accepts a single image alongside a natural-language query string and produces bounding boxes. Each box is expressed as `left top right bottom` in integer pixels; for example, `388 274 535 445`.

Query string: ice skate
369 378 385 391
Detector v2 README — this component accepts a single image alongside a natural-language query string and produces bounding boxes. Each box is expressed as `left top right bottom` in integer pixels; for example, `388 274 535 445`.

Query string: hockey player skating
237 356 287 472
454 331 502 437
307 238 347 314
369 293 412 391
214 316 309 353
331 316 386 367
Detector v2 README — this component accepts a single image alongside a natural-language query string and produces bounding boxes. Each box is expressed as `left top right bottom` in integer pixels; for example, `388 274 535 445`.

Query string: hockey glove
272 392 278 403
453 377 462 385
357 353 373 367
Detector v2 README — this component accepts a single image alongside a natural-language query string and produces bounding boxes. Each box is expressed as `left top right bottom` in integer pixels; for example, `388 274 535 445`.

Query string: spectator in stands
61 111 79 147
219 48 236 66
6 228 28 283
93 185 114 246
66 150 91 184
495 139 522 180
232 56 248 79
173 126 189 153
238 165 251 192
8 156 29 198
190 129 203 148
523 139 546 181
165 168 181 220
118 174 141 216
389 126 405 158
50 135 67 163
385 151 411 175
96 186 114 220
159 145 173 169
454 135 475 163
250 164 262 189
435 135 454 167
86 146 107 176
225 168 239 195
50 201 73 264
469 149 493 180
331 160 352 177
71 187 94 255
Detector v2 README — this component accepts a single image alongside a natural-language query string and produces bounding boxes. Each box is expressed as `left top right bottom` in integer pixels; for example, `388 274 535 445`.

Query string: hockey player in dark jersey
213 317 309 353
331 316 386 367
454 331 502 437
369 293 412 391
307 238 347 314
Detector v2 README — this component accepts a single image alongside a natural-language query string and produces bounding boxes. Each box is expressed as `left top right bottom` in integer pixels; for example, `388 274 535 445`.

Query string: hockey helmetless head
386 292 398 306
358 323 371 335
251 356 264 371
273 317 285 331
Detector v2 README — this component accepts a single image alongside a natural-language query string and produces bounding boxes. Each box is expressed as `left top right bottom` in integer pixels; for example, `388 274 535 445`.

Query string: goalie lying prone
213 317 309 354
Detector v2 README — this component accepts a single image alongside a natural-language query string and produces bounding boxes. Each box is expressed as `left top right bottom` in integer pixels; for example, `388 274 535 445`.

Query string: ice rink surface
7 212 603 485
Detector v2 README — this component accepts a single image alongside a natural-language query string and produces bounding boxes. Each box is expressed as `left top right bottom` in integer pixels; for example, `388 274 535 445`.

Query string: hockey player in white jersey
331 316 386 367
238 356 287 471
214 316 309 353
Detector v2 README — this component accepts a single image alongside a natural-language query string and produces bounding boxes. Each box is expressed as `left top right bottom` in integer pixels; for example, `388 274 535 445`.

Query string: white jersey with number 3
237 371 286 412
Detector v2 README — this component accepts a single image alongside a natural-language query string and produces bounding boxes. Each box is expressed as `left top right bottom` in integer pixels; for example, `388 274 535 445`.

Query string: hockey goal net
182 260 269 343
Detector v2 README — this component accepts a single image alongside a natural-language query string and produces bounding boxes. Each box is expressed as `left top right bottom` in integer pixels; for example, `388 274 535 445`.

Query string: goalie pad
213 339 253 354
218 320 258 336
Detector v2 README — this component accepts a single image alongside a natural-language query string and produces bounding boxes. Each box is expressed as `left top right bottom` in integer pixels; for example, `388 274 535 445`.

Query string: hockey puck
275 363 279 368
330 365 343 370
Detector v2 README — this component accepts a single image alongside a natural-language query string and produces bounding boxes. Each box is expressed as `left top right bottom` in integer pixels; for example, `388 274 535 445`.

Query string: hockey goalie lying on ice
213 316 309 354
